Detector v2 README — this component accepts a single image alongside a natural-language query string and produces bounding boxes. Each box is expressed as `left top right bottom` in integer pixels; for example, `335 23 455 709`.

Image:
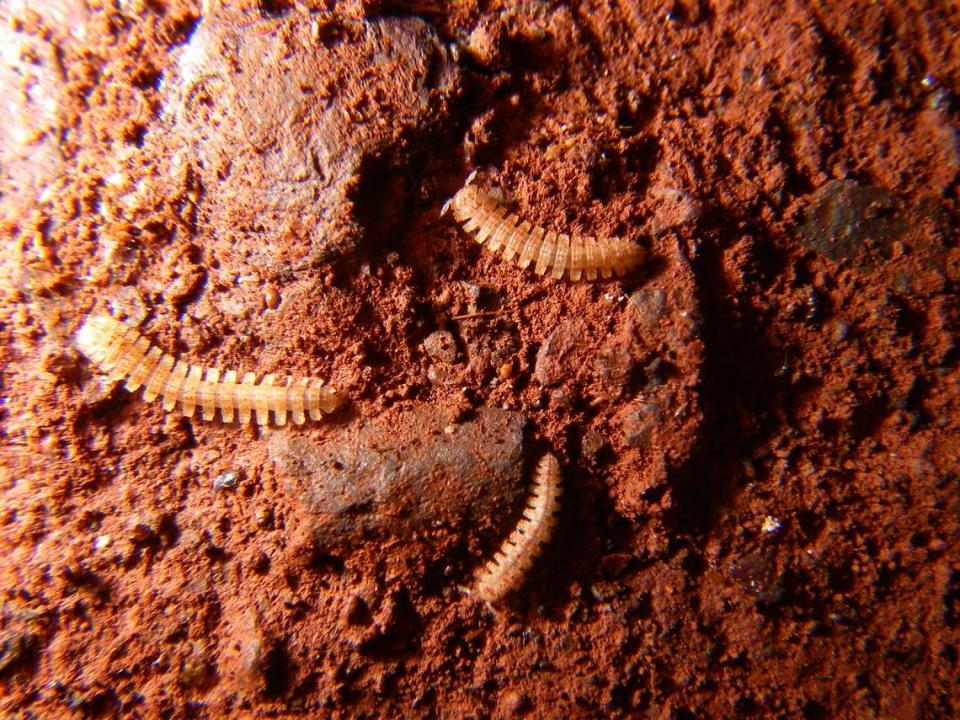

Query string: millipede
75 313 344 425
473 452 563 605
446 182 647 281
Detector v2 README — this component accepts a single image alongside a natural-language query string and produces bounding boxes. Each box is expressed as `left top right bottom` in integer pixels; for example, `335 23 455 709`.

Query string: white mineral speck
761 516 781 534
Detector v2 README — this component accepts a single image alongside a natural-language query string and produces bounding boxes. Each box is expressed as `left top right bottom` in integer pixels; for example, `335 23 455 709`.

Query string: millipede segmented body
447 184 647 280
76 314 343 425
473 453 563 604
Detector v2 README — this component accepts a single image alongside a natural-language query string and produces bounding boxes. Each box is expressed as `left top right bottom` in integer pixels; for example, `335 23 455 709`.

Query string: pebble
158 16 462 262
343 596 373 627
581 428 607 460
179 650 213 689
0 629 39 675
164 269 205 307
254 507 275 529
534 319 589 387
271 405 526 549
796 180 944 275
213 470 240 491
128 520 154 543
761 516 782 535
423 329 459 363
263 286 280 309
619 401 663 449
549 388 572 410
498 690 531 714
250 551 270 573
465 17 509 68
628 287 667 327
426 362 467 386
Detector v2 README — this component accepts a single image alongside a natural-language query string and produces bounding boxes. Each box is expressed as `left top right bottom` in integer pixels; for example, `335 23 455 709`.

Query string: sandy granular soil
1 1 958 718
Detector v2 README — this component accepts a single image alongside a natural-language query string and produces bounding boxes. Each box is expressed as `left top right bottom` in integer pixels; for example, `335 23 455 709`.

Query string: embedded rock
271 406 526 549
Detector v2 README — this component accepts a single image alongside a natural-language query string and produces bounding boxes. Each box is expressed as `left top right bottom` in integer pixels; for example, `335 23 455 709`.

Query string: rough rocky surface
145 9 461 266
1 0 959 718
797 179 952 286
272 405 527 550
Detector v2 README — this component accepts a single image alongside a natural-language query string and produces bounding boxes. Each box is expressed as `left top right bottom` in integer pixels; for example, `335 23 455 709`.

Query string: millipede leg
237 372 257 424
200 368 221 421
218 370 238 423
535 230 558 276
179 365 204 418
290 377 309 425
143 353 175 403
110 335 150 384
161 360 190 412
252 374 271 426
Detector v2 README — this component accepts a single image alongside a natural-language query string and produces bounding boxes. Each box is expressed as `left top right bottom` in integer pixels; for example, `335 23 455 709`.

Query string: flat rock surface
271 406 527 549
796 179 953 295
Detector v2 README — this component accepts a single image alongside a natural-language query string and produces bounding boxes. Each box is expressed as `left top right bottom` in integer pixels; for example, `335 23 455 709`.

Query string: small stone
0 630 39 676
264 286 280 309
165 269 205 307
465 17 509 69
213 470 240 491
796 180 924 271
761 516 782 535
549 388 572 410
497 360 514 379
595 338 634 390
272 405 526 549
426 362 467 386
620 401 662 449
179 650 213 690
94 535 112 550
628 287 667 327
250 551 270 573
498 690 530 714
535 319 589 387
129 522 154 543
343 596 373 627
600 552 633 578
581 428 607 459
423 330 458 363
254 507 275 529
154 16 462 262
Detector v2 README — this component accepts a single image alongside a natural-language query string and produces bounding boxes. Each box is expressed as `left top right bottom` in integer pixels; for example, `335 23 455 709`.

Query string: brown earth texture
1 0 959 718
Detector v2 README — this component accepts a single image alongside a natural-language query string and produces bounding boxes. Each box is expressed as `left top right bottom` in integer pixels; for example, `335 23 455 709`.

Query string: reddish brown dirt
1 1 958 718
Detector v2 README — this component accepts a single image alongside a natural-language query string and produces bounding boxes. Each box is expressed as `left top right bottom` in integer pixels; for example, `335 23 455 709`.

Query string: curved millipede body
473 453 563 604
75 314 344 425
447 184 647 281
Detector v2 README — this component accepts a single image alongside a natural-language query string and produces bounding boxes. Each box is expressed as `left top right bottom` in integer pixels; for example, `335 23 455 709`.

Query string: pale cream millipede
447 183 647 281
473 453 563 605
75 313 344 425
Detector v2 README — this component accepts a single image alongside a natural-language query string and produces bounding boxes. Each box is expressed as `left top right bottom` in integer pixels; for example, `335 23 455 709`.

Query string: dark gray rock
271 406 527 548
797 180 949 279
797 181 908 267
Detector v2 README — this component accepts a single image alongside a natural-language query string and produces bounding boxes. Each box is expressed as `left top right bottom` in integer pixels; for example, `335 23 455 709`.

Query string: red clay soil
1 1 958 718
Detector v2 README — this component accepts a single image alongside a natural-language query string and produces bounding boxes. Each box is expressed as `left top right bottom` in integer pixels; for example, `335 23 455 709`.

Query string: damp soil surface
1 1 959 718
